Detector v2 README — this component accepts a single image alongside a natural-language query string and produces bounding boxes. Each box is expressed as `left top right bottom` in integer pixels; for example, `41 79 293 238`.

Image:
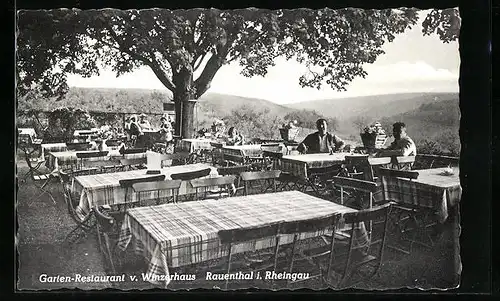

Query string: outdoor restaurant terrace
16 115 461 290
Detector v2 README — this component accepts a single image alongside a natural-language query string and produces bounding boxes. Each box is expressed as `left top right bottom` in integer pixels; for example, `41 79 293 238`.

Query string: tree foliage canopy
16 7 459 136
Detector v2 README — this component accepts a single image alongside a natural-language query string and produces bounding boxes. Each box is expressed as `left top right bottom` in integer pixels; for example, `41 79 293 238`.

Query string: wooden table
117 190 368 287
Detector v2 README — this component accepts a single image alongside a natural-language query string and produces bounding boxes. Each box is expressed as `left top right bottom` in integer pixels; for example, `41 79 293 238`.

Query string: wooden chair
217 165 253 196
132 179 182 206
66 142 92 151
329 202 392 288
240 170 281 195
117 175 167 218
189 175 237 201
209 142 225 166
21 149 57 204
305 165 343 198
218 222 282 290
367 157 392 181
222 153 246 167
330 176 380 239
393 156 416 170
377 167 437 255
170 168 212 181
119 158 147 171
343 155 371 180
160 152 190 167
279 213 339 288
75 151 109 172
120 147 147 155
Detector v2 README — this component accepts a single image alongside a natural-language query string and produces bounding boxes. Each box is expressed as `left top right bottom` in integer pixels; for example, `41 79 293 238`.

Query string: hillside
287 92 459 121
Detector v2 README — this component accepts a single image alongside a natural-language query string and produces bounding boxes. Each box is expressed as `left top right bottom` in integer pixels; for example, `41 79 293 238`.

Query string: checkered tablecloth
19 128 37 138
46 150 146 170
40 143 68 160
117 190 368 287
178 139 215 153
74 163 218 216
280 153 350 179
222 144 287 158
378 167 461 223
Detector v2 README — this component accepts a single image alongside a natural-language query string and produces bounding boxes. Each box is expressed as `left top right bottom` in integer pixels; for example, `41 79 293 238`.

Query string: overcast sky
66 9 460 105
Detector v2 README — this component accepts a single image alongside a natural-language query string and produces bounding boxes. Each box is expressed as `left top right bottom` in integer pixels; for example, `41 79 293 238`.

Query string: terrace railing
414 154 460 169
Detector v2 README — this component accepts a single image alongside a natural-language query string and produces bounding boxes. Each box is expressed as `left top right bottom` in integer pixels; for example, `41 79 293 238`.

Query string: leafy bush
46 107 97 139
223 105 284 140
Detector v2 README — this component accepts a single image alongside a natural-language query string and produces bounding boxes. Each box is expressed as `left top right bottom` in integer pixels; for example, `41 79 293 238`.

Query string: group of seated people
196 119 245 146
124 113 175 148
297 118 416 157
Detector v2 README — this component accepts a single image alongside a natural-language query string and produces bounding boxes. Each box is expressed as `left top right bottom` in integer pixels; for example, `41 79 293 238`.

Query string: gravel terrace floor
16 159 460 291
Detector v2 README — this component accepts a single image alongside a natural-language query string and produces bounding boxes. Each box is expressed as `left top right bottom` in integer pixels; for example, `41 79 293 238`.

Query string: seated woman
226 127 244 146
159 115 174 153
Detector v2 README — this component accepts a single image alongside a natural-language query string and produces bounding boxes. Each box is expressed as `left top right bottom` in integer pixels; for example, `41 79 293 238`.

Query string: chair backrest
223 153 246 165
343 202 392 225
170 168 212 181
331 176 380 193
217 165 252 176
121 147 147 154
160 152 190 167
280 214 338 235
190 175 236 189
76 151 109 159
120 157 147 167
210 142 224 149
308 165 342 178
344 155 372 181
377 168 419 180
394 156 416 170
262 150 283 160
105 139 122 147
218 222 282 245
118 174 166 189
240 170 281 181
66 142 91 151
132 179 182 193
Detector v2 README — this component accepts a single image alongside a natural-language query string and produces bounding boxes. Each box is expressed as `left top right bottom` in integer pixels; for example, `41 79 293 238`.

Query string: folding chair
240 170 281 196
76 151 110 173
160 152 190 167
119 158 147 171
132 179 182 206
189 175 237 201
279 213 339 288
329 202 392 288
330 176 380 237
119 174 167 210
305 165 343 198
210 142 225 166
217 165 253 196
377 168 438 255
218 222 282 290
120 147 147 155
66 142 92 151
21 149 57 205
393 156 416 170
170 168 212 202
343 155 371 180
222 153 246 167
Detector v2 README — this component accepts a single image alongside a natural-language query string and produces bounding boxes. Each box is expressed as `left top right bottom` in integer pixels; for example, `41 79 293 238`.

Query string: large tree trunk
173 96 196 138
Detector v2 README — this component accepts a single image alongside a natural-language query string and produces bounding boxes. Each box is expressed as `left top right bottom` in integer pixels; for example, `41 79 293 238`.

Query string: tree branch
105 23 176 92
193 51 209 71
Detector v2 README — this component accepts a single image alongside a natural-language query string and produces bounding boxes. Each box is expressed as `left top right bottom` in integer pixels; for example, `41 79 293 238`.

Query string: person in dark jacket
297 119 346 154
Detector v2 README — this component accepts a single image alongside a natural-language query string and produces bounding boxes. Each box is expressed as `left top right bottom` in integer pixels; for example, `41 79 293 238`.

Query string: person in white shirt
382 122 417 157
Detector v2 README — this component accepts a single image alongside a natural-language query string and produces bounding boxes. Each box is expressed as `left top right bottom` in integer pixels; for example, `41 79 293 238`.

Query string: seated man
380 122 417 157
297 119 346 154
226 127 244 146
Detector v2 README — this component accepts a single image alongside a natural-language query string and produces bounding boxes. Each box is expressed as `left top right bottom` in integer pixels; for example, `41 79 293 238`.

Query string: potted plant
279 120 299 141
360 122 387 149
